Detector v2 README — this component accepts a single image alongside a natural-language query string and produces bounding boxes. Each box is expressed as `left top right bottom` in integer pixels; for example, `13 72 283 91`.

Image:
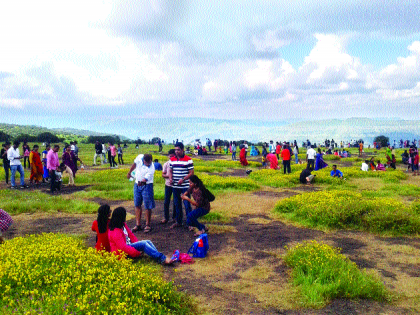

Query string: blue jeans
130 240 166 263
10 165 24 187
295 154 299 164
163 185 175 221
232 152 236 160
173 187 192 225
187 207 209 231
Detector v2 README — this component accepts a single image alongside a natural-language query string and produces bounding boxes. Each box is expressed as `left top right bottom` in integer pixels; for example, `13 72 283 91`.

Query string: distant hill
0 123 129 141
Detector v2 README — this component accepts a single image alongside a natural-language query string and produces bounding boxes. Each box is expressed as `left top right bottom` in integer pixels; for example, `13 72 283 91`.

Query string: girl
22 142 30 169
91 204 111 252
108 207 174 264
62 145 83 182
181 175 214 236
117 144 124 165
315 148 328 171
42 144 50 182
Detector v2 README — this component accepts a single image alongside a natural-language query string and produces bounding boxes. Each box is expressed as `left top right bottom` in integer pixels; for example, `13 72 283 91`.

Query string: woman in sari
265 153 279 170
62 144 83 184
29 145 43 185
42 144 50 182
239 146 249 166
315 148 328 171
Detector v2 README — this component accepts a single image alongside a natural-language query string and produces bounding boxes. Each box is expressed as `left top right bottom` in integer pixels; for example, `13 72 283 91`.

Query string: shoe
160 219 168 224
132 225 143 233
10 186 16 189
171 250 180 261
144 226 152 233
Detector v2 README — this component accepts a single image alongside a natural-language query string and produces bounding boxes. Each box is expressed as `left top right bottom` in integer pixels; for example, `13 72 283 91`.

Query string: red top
276 144 281 154
91 220 111 252
414 154 419 165
108 223 141 258
281 148 291 161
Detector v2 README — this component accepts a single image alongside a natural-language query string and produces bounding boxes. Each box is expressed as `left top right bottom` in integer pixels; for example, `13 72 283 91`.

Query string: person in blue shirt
153 159 163 171
330 165 343 179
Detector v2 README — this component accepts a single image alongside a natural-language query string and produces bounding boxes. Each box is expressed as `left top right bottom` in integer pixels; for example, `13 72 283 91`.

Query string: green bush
284 240 390 308
0 234 194 314
274 190 420 235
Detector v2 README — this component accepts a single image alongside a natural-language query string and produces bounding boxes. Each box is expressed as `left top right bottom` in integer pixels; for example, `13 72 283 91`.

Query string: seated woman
91 204 111 252
0 208 13 244
265 153 279 170
250 145 258 156
367 157 376 171
108 207 174 264
401 150 409 164
376 160 386 171
182 175 214 236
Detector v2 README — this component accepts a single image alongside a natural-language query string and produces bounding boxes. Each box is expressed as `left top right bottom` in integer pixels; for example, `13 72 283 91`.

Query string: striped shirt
170 155 194 188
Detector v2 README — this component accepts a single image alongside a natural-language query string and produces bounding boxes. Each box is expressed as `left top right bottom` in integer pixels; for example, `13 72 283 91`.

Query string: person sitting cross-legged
330 164 344 179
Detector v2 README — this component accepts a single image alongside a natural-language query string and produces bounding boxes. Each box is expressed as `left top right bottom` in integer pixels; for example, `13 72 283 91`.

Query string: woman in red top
108 207 174 264
91 204 111 252
239 146 249 166
29 145 43 185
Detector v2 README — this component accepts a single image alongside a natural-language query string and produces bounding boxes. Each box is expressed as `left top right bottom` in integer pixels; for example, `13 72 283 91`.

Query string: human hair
332 164 337 168
154 159 158 163
143 154 152 162
59 162 66 171
33 144 39 150
168 149 175 155
97 204 111 234
109 207 126 231
46 144 51 149
189 175 214 202
175 142 184 150
318 148 321 153
65 144 71 149
53 145 60 149
13 141 20 146
283 145 287 149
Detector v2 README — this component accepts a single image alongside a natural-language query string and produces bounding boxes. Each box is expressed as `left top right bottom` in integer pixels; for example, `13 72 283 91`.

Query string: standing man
127 153 155 233
281 144 291 174
7 141 27 189
161 149 176 224
306 145 316 170
47 145 60 193
1 142 11 185
169 142 194 228
93 141 102 165
359 141 363 156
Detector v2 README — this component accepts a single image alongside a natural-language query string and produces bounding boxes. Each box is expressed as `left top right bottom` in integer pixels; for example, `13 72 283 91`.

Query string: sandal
144 226 152 233
188 226 195 232
132 225 142 232
160 219 168 224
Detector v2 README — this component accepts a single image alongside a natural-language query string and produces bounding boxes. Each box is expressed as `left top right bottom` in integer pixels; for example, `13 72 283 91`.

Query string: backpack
188 234 209 258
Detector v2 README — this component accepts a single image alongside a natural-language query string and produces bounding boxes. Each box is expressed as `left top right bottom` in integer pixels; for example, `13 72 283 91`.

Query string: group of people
125 142 214 238
1 141 83 192
94 141 124 167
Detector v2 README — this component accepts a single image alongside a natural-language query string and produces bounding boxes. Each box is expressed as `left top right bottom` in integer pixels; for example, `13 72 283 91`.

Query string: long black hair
109 207 126 231
189 175 215 202
97 204 111 233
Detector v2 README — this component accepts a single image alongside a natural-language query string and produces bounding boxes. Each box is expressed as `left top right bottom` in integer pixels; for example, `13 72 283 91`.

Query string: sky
1 0 420 140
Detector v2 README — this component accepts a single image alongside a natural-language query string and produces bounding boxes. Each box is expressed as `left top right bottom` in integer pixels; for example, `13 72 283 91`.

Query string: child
413 151 419 176
0 209 13 244
181 175 214 236
59 162 74 186
91 204 111 252
108 207 174 264
54 166 63 192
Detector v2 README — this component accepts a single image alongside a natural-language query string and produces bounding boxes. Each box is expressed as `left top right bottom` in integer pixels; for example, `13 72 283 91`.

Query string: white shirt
306 148 316 159
293 147 298 155
133 154 155 184
7 147 22 166
361 163 369 171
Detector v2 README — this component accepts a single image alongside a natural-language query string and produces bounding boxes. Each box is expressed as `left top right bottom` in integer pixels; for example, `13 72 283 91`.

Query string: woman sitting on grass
91 204 111 252
181 175 214 236
108 207 174 265
376 159 386 171
0 208 13 244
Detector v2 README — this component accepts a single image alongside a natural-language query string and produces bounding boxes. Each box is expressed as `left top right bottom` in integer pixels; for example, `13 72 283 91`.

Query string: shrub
0 234 194 315
284 241 390 307
198 173 260 192
274 190 420 235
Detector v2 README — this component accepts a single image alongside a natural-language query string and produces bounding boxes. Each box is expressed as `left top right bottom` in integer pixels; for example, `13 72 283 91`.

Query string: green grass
0 190 98 215
201 211 231 223
284 240 390 308
274 190 420 236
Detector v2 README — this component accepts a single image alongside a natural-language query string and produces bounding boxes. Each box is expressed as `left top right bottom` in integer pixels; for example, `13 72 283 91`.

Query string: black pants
49 170 60 192
24 156 30 168
307 159 315 170
163 185 175 221
283 160 291 174
118 154 124 164
110 155 117 167
3 164 10 184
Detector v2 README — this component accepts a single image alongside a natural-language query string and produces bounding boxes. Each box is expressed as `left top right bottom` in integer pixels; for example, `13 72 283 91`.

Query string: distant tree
374 135 389 148
14 133 37 142
0 131 11 142
87 135 120 144
37 132 60 143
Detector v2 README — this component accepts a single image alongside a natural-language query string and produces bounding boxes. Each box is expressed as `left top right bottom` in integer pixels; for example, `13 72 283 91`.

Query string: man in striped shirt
169 142 194 228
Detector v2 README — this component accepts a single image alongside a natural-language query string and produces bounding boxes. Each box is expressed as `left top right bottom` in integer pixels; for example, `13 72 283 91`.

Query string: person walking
231 142 237 161
1 142 11 185
7 141 27 189
93 141 103 165
47 145 60 193
281 145 291 174
117 144 124 165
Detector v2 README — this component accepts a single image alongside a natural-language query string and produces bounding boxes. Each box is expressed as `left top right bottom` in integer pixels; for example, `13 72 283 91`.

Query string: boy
330 165 344 179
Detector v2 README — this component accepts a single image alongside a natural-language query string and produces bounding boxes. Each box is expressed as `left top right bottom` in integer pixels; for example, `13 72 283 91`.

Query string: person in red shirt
91 204 111 252
413 150 419 176
275 142 281 159
280 145 291 174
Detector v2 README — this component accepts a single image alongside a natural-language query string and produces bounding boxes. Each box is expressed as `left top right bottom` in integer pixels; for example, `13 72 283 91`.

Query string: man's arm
127 163 136 179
